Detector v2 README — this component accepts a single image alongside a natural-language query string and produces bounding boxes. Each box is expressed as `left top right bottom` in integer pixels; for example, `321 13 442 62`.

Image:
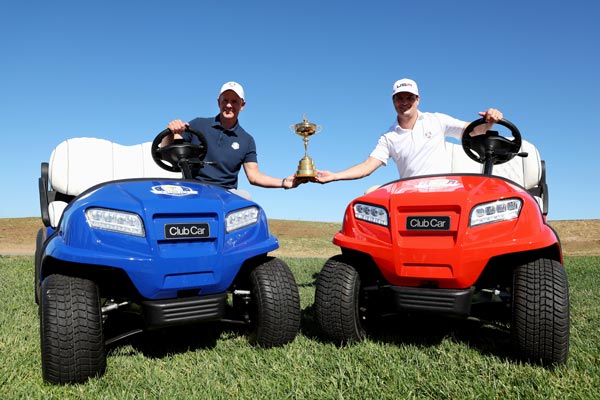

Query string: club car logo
164 222 210 239
150 185 198 196
406 216 451 231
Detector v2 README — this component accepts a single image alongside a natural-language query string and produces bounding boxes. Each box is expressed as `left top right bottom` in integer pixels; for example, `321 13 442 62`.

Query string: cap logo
396 83 413 88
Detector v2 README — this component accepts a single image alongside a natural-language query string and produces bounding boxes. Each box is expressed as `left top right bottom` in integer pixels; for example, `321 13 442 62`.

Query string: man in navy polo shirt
163 81 301 195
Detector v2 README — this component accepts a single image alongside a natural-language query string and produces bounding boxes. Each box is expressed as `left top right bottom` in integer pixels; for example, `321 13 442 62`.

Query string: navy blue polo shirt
182 116 257 189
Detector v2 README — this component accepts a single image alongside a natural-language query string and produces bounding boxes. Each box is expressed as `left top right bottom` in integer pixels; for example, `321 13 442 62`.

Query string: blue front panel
44 179 279 299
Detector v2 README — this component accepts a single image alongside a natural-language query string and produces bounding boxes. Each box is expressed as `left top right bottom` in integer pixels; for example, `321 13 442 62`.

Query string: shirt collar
392 111 423 132
213 114 240 135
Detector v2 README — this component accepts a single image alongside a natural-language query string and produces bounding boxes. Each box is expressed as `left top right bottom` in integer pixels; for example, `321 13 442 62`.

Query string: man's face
392 92 419 117
218 90 245 122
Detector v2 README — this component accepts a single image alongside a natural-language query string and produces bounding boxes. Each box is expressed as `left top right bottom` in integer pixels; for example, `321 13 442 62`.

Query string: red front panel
334 175 559 289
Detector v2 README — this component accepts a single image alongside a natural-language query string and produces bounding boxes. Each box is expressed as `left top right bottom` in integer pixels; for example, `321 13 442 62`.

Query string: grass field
1 218 600 257
1 255 599 399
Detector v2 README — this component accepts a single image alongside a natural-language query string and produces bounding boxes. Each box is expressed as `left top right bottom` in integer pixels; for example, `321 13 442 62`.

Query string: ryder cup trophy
291 114 322 180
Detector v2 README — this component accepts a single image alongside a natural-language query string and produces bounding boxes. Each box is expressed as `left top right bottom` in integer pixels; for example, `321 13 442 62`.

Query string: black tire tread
40 274 106 384
314 256 365 343
512 258 570 365
249 257 301 347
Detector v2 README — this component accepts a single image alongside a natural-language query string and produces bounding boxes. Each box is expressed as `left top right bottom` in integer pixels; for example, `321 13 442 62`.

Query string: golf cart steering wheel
151 127 208 173
461 118 522 165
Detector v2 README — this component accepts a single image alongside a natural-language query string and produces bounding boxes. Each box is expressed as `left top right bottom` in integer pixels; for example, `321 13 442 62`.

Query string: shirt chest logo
231 142 240 150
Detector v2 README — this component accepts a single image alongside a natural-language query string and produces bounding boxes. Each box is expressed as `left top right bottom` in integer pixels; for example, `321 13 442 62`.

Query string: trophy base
296 157 316 180
295 173 317 182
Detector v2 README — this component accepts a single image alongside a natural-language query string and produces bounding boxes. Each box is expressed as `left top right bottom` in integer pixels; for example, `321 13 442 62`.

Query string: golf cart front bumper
380 285 474 317
141 292 228 328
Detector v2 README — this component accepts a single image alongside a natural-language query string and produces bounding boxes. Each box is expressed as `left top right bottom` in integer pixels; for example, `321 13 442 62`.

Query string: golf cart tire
248 257 301 347
40 274 106 384
511 258 570 366
315 256 367 343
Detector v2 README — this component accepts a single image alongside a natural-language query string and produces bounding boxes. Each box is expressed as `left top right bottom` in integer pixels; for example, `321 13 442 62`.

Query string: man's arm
315 156 384 184
243 162 301 189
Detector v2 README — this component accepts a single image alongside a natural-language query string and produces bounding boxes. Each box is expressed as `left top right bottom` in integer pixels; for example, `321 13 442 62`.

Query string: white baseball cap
219 81 245 100
392 78 419 96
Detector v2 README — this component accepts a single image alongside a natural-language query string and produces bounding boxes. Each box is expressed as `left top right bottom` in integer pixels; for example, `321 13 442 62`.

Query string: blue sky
1 1 599 222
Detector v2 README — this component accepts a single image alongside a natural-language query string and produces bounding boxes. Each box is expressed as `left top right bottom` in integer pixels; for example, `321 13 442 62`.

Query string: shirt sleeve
244 136 258 163
369 134 390 165
434 113 466 140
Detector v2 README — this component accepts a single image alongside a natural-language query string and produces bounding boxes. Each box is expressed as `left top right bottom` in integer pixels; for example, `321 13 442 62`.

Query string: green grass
1 256 599 399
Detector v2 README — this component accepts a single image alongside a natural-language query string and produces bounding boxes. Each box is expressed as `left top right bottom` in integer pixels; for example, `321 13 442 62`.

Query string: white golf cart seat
40 137 181 228
444 139 541 189
444 139 547 214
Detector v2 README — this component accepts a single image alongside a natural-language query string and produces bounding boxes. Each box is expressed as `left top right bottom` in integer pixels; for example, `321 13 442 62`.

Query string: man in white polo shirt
314 78 503 183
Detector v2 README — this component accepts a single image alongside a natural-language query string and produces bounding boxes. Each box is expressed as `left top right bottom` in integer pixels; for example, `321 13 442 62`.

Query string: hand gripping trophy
291 114 322 181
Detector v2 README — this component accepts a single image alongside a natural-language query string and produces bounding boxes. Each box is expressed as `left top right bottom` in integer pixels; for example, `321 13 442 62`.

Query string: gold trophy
291 114 322 180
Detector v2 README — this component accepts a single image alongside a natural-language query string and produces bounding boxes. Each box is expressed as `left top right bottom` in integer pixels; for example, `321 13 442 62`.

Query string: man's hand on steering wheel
462 117 522 166
470 108 504 136
161 120 189 146
151 126 208 173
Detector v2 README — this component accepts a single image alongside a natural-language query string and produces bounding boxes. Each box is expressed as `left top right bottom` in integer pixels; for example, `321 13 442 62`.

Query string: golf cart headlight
85 208 145 237
354 203 389 226
226 206 259 233
470 198 522 227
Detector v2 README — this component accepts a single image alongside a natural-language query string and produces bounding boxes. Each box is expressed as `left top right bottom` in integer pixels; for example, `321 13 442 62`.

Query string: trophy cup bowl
290 114 322 180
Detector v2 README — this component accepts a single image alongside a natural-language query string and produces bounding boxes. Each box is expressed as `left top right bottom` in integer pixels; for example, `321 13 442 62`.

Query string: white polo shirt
369 111 466 178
